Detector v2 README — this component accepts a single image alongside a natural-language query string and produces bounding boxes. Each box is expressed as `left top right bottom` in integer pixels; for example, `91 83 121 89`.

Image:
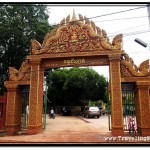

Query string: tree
0 4 53 95
47 67 109 106
47 69 69 107
64 68 108 105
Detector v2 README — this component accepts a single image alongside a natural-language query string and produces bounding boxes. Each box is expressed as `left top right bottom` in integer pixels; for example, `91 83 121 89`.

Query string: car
61 107 72 116
83 106 101 118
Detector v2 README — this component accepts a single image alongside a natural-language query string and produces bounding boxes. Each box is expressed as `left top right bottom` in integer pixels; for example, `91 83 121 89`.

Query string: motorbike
49 113 55 119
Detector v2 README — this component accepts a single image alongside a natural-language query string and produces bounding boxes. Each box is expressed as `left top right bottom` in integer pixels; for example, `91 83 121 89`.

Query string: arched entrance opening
4 12 150 136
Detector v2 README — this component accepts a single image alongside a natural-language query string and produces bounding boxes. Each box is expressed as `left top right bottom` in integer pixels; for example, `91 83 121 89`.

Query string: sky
47 4 150 79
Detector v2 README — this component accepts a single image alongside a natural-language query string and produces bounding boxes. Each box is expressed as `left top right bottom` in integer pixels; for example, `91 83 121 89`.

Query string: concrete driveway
0 114 112 144
0 115 149 144
46 114 109 133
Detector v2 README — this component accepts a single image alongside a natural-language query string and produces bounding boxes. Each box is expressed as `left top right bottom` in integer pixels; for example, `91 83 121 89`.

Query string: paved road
0 114 111 144
45 114 109 133
0 115 149 144
78 115 110 132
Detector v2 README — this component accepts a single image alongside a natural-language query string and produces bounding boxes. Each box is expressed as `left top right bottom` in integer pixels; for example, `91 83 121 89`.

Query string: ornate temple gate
4 12 150 136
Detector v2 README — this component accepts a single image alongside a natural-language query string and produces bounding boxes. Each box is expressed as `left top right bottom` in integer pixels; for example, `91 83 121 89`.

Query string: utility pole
147 4 150 26
147 4 150 74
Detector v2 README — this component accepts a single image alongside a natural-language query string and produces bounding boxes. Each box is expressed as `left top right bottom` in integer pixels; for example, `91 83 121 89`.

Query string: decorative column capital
4 81 18 91
136 81 149 88
30 58 42 65
108 54 121 61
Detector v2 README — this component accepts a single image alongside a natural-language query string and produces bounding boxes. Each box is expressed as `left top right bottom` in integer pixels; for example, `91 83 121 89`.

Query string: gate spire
72 9 77 21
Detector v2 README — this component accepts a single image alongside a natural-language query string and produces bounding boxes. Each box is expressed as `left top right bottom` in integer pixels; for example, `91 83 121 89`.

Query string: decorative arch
31 11 123 55
4 11 150 136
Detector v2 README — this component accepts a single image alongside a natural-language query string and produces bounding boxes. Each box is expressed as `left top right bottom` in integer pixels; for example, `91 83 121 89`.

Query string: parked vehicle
61 107 72 116
83 106 100 118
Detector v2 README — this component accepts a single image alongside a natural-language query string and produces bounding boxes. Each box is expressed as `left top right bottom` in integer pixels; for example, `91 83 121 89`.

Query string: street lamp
134 38 148 48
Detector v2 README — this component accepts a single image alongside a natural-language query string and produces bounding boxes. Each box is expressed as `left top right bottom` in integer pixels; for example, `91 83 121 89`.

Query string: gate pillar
109 55 124 135
27 58 44 135
4 83 22 135
136 81 150 136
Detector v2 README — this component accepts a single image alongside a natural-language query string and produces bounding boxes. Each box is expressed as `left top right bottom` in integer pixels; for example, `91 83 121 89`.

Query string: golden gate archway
4 12 150 136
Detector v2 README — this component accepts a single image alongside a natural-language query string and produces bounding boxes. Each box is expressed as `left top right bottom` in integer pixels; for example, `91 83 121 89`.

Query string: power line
127 50 148 55
3 4 149 40
108 29 150 40
93 15 149 37
88 6 147 20
94 15 149 23
49 6 147 27
123 30 150 37
47 6 150 40
108 24 148 35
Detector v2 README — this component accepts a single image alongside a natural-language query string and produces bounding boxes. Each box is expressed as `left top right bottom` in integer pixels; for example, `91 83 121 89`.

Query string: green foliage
0 4 53 95
88 100 103 107
47 69 69 106
47 67 109 106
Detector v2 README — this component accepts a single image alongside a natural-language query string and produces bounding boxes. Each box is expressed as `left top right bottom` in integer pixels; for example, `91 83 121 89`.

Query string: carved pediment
31 11 123 55
120 53 150 77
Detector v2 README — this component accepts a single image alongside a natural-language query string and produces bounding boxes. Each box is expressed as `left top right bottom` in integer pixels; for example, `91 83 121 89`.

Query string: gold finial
72 9 77 20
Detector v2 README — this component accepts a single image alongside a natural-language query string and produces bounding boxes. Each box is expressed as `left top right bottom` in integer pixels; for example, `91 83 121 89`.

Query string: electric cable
107 24 148 35
48 6 147 27
109 29 150 39
94 15 150 23
87 6 147 20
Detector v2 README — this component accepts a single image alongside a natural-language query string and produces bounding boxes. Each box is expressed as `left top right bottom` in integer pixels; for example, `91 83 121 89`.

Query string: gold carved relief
31 11 123 55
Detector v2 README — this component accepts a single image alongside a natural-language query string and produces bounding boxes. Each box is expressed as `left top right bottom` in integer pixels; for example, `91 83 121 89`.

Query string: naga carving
9 59 31 81
120 53 150 77
31 11 123 55
112 34 123 50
